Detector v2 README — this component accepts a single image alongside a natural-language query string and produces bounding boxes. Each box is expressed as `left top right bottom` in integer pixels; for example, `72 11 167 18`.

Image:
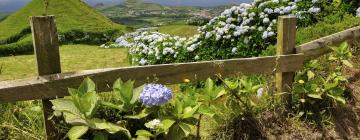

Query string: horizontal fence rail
0 54 304 103
297 26 360 59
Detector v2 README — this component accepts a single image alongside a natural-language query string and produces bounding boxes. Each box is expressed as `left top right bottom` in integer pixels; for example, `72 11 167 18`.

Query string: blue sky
0 0 253 12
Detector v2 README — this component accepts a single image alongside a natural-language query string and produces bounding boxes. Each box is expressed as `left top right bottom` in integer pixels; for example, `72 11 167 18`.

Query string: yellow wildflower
184 79 190 83
298 80 305 84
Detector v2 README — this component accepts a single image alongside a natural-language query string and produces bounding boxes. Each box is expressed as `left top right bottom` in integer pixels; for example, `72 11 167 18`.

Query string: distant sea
0 0 253 12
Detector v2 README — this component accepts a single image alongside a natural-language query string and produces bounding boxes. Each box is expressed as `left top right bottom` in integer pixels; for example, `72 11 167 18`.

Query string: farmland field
0 45 129 80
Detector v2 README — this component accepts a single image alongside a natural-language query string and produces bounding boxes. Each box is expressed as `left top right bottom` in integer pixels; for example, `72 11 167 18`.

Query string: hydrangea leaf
178 122 192 137
50 98 81 115
136 130 153 137
307 94 322 99
161 119 176 131
79 91 99 117
78 78 96 94
67 125 88 140
87 118 131 139
326 94 346 104
182 105 200 119
125 108 153 119
131 85 144 104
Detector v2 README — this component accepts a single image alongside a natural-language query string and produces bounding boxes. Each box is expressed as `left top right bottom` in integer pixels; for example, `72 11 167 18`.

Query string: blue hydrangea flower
139 84 172 106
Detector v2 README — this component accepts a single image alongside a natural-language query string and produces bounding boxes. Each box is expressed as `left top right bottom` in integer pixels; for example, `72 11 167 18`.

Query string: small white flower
145 119 162 129
194 55 200 60
139 58 148 65
257 88 264 97
263 18 270 24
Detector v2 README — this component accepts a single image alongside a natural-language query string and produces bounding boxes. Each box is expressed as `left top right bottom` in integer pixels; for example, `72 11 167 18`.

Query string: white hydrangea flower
308 7 321 14
139 58 148 65
145 119 162 129
231 47 237 54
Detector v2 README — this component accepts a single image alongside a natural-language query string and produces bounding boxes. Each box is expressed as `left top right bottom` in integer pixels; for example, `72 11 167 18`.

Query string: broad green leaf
215 89 226 99
224 80 238 90
324 81 338 90
136 136 150 140
307 71 315 80
50 98 81 115
114 79 135 104
167 125 184 140
182 105 199 119
175 99 183 115
78 78 96 94
205 78 215 94
307 94 322 99
179 123 192 137
198 106 215 117
136 130 153 137
79 92 99 117
326 94 346 104
88 118 131 139
341 60 353 68
131 85 144 104
161 119 176 131
113 78 124 90
67 126 88 140
63 112 86 125
125 108 153 119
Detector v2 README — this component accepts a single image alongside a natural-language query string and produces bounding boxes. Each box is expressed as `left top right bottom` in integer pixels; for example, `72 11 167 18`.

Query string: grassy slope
0 45 129 80
0 0 127 41
296 14 360 45
154 25 199 37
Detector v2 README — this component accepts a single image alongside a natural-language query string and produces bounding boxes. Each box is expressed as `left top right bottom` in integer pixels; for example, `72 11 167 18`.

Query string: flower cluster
139 84 173 106
113 0 323 65
357 7 360 17
145 119 162 129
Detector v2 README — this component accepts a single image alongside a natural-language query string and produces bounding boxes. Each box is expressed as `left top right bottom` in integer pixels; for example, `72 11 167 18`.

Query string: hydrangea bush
115 0 325 65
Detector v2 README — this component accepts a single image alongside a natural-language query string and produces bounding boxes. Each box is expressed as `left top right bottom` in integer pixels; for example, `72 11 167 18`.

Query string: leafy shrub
292 42 353 126
124 0 324 65
50 74 270 140
0 29 124 56
0 37 33 56
0 27 31 45
59 29 123 45
186 16 210 26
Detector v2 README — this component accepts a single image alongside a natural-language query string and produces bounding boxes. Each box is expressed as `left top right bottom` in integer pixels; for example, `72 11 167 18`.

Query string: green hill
101 0 233 28
0 0 128 56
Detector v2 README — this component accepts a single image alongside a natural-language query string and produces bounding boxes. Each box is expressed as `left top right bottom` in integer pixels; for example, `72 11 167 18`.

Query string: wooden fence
0 15 360 139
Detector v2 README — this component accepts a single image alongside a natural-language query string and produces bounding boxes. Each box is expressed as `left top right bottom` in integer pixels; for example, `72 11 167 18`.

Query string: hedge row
0 29 124 56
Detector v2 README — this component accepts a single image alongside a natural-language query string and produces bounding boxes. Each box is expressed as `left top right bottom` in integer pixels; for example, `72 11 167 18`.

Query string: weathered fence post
276 16 297 109
30 15 61 140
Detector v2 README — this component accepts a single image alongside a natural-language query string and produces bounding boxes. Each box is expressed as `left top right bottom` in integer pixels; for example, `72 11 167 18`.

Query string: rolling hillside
0 0 128 56
101 0 232 28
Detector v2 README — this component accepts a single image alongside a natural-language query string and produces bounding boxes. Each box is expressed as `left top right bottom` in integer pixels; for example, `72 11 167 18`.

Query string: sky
0 0 253 12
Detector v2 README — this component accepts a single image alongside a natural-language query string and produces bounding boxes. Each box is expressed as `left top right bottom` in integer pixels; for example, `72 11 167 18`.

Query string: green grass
0 45 129 80
0 0 127 41
296 14 360 45
0 44 129 139
154 24 199 37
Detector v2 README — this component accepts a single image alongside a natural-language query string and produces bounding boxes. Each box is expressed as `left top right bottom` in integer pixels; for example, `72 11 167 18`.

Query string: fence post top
278 15 297 19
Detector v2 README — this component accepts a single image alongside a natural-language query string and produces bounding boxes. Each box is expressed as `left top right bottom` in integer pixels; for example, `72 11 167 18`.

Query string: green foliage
51 78 132 140
292 42 352 126
0 0 128 56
